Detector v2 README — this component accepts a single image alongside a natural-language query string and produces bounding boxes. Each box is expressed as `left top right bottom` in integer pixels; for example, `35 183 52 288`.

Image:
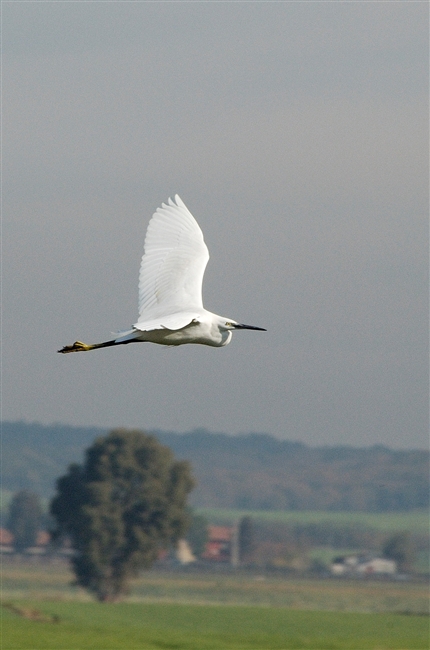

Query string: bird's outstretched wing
135 195 209 329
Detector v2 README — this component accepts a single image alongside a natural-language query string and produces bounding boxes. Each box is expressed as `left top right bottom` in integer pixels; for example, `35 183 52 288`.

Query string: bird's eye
225 322 232 327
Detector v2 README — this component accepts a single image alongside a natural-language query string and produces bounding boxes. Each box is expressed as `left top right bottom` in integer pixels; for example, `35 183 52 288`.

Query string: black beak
234 323 266 331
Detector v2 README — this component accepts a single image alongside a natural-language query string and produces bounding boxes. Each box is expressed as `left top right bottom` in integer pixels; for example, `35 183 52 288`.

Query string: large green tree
8 490 43 552
50 429 194 601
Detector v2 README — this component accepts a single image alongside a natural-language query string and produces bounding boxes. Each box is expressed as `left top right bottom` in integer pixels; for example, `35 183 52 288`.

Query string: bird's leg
58 339 119 354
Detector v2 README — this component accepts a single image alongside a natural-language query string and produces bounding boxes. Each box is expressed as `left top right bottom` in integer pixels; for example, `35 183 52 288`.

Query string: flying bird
58 195 266 354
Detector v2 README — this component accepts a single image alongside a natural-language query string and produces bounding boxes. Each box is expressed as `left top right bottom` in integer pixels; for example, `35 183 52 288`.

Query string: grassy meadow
197 507 430 534
1 510 428 648
1 559 429 649
2 600 429 650
2 560 429 612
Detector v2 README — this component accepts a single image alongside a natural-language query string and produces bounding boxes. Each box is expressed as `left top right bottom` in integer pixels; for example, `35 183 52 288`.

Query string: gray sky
3 2 428 448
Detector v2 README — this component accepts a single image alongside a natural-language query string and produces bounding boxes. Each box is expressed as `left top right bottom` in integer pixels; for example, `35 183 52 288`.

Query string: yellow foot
57 341 92 354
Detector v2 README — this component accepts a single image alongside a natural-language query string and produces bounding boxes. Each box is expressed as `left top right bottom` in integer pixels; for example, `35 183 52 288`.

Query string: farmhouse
201 526 233 562
0 528 14 553
331 554 396 576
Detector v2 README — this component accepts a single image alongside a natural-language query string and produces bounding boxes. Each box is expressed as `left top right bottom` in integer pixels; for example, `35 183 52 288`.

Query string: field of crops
1 559 429 649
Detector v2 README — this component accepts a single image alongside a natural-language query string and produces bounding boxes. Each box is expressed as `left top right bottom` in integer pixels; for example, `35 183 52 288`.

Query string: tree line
3 421 428 512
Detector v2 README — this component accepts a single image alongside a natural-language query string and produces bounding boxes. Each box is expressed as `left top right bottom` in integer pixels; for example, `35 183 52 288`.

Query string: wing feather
136 195 209 324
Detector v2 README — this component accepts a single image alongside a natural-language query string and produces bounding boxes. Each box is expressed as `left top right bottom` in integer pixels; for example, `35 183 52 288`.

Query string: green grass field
2 600 429 650
1 560 429 649
2 561 428 613
197 507 429 534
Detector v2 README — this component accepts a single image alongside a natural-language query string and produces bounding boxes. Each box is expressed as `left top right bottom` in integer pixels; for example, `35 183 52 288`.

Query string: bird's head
204 314 266 347
218 317 266 333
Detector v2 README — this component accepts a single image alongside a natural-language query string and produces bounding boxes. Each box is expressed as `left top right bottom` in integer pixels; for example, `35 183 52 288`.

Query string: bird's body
59 195 265 354
117 312 233 348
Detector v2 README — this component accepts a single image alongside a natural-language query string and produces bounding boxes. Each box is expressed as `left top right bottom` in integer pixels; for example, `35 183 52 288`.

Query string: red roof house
202 525 232 562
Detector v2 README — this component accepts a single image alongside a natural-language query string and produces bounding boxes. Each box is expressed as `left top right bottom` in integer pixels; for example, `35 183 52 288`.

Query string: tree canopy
50 428 194 601
383 532 416 572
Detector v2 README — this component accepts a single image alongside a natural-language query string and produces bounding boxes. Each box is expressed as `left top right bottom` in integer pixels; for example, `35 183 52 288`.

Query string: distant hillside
2 421 428 512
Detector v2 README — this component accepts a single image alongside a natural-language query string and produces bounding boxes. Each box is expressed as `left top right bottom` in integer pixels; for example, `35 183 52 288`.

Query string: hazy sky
3 2 428 448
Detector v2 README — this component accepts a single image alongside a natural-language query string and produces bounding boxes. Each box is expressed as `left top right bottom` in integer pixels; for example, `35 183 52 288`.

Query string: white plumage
138 195 208 323
58 195 265 354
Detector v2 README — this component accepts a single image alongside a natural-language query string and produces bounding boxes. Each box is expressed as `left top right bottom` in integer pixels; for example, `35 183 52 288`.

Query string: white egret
58 195 265 354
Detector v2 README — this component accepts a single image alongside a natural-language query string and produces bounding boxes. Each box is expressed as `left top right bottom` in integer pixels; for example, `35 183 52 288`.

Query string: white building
331 554 396 576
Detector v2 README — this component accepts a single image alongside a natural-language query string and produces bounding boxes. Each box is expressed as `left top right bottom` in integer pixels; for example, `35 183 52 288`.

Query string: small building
201 526 232 562
0 529 52 555
356 557 397 575
0 528 14 553
175 539 196 564
26 531 52 555
331 554 396 576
